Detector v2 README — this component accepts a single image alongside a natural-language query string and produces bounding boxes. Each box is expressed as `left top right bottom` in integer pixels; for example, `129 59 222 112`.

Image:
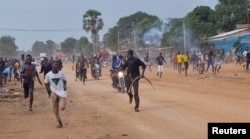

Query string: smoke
141 21 200 54
173 24 200 53
142 24 169 47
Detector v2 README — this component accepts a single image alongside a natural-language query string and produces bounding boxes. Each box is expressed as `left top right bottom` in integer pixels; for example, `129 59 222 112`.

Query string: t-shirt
215 53 221 62
144 55 149 62
243 51 248 57
45 71 67 98
3 67 11 75
156 56 165 65
182 54 190 62
177 54 183 63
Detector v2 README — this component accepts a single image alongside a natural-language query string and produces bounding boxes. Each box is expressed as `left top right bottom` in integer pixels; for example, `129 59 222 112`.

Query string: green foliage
161 6 217 50
215 0 248 31
61 37 77 54
185 6 217 40
31 41 47 56
83 9 104 53
0 35 18 57
84 43 94 56
45 40 56 57
83 9 104 35
103 26 119 51
233 40 241 47
161 32 174 47
103 11 162 51
31 40 56 57
74 36 89 53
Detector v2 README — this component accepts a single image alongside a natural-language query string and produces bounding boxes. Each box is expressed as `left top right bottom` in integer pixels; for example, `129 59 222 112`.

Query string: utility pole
183 20 186 52
132 21 136 54
118 31 120 54
246 0 249 28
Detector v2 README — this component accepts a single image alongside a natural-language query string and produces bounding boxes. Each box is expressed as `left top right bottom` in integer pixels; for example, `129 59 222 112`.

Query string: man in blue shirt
111 55 120 88
2 66 12 84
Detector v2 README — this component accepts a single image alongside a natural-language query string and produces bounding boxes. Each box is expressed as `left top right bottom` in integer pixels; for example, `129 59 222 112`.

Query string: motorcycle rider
111 55 120 88
91 53 102 77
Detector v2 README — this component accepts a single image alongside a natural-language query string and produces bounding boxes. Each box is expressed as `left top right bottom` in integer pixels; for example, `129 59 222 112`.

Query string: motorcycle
117 71 126 93
110 69 126 93
93 64 100 80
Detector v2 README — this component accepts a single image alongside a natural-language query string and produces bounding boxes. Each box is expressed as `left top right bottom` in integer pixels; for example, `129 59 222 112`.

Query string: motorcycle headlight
118 71 124 77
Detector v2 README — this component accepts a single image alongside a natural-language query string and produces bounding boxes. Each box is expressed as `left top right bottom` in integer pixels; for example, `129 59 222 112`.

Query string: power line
0 27 82 32
0 26 116 32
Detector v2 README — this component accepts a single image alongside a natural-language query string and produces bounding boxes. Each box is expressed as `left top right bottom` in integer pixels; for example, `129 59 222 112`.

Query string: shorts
214 61 221 67
146 61 151 66
158 65 164 72
23 80 34 98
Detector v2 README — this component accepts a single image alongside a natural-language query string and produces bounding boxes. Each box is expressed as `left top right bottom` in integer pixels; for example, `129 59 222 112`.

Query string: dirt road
1 62 250 139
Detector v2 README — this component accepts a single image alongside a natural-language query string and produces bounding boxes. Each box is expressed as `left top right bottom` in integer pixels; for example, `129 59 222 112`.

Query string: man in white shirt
45 61 67 128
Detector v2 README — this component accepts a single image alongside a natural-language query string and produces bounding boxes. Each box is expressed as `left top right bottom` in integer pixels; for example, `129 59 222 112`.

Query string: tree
161 18 186 50
161 6 217 51
161 32 174 47
45 40 56 57
185 6 217 41
103 26 119 51
84 43 94 56
74 36 89 53
103 11 162 51
0 35 18 57
32 41 46 56
61 37 76 55
215 0 249 32
82 9 104 54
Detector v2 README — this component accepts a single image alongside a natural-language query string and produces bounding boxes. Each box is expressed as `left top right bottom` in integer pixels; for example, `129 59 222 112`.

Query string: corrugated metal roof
209 28 248 39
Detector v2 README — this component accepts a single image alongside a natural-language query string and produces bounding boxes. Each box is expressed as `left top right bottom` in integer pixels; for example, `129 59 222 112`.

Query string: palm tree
83 9 104 54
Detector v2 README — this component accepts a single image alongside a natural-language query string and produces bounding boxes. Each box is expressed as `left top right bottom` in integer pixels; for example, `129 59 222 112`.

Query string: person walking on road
45 61 67 128
121 49 146 112
144 52 152 71
182 51 190 76
20 54 43 111
156 52 166 78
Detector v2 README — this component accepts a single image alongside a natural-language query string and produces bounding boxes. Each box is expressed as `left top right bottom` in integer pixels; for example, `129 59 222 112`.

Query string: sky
0 0 218 51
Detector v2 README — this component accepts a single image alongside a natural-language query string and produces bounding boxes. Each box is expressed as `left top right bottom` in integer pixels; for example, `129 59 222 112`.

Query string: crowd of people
0 54 66 128
1 48 250 128
171 50 223 77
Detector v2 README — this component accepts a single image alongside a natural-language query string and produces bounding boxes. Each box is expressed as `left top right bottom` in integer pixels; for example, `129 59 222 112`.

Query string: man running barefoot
45 61 67 128
21 54 42 111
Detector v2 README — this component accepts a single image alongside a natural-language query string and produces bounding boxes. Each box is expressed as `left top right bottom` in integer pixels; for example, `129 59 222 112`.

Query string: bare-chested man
21 54 42 111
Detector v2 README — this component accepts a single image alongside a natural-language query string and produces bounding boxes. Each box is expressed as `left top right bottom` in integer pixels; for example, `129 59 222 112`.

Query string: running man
45 61 67 128
121 49 146 112
20 54 42 111
182 51 190 76
214 50 223 74
177 52 183 74
156 52 166 78
144 52 152 71
205 50 215 75
190 51 198 71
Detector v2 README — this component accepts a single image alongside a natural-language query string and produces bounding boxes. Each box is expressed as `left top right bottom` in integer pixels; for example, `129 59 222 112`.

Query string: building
207 28 250 60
